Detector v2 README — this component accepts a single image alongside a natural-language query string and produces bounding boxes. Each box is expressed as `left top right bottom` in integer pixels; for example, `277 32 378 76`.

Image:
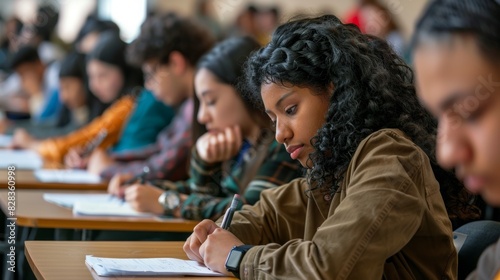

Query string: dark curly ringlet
244 14 478 227
412 0 500 64
197 36 266 125
126 12 215 67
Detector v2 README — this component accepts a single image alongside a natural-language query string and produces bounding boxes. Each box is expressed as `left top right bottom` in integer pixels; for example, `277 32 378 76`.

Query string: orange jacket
37 95 135 163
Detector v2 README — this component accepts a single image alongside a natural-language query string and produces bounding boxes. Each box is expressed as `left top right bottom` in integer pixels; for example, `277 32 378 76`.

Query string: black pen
80 129 108 157
123 166 150 185
221 194 240 230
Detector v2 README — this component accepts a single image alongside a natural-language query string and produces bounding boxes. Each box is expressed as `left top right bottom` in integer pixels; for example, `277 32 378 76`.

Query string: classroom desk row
0 170 208 279
25 241 234 280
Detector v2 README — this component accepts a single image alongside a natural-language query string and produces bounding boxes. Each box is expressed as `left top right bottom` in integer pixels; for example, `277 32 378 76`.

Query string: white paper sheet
86 255 224 277
0 150 43 170
43 193 153 217
0 134 12 148
34 169 102 184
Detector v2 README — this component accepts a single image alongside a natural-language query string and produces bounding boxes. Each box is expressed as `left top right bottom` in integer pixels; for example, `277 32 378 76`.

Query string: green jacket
227 129 457 279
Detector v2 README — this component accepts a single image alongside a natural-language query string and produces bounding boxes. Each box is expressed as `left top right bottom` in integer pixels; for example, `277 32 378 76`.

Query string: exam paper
0 150 43 170
86 255 224 277
0 134 12 148
43 193 152 217
35 169 102 184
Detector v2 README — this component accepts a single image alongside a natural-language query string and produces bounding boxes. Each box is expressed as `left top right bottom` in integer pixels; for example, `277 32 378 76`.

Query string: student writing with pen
108 36 302 221
183 15 479 279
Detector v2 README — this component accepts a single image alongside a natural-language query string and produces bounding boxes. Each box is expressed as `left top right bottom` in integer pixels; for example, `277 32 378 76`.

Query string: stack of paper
43 193 153 217
0 150 43 170
0 134 12 148
35 169 102 184
86 255 224 277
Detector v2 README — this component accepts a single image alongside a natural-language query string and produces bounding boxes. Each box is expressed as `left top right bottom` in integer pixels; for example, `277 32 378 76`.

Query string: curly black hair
126 12 215 67
244 14 479 226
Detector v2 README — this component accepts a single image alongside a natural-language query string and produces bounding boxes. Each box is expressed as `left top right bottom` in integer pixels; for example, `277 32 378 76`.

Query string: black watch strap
225 245 253 278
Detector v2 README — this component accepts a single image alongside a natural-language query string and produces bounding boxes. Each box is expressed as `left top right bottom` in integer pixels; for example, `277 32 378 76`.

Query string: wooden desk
0 170 107 190
25 241 234 280
0 190 198 232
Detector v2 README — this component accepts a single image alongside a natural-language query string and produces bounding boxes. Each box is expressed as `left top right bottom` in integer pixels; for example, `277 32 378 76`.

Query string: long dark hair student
86 31 144 102
197 36 268 127
56 52 107 127
244 14 479 227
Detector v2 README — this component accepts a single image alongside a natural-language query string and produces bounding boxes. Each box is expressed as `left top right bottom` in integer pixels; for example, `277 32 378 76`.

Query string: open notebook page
0 150 43 170
0 134 12 148
35 169 102 184
43 193 152 217
86 255 224 277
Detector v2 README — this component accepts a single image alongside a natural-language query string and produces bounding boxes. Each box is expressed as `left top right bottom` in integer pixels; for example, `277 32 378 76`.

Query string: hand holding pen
64 129 108 169
107 166 151 198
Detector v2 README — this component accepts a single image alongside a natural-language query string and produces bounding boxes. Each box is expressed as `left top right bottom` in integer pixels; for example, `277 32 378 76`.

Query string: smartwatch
158 190 180 216
225 245 253 278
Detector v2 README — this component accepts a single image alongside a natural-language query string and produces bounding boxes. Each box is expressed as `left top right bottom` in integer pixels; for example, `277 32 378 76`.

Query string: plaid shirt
100 98 193 182
154 139 303 221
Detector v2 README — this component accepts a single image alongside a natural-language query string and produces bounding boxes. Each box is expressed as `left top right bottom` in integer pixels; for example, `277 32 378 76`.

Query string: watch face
166 193 180 209
226 250 243 269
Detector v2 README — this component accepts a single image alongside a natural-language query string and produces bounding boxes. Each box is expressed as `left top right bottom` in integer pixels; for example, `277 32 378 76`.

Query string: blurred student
412 0 500 279
83 13 215 182
108 36 302 220
183 15 477 278
7 45 61 123
11 32 172 168
5 52 106 137
359 0 405 57
73 15 120 54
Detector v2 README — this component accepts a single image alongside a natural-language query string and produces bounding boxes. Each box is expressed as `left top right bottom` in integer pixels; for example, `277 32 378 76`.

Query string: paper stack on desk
0 134 12 148
43 193 153 217
86 255 224 277
35 169 102 184
0 150 43 170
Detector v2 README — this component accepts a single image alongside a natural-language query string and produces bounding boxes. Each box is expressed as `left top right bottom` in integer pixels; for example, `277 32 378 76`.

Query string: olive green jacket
227 129 457 279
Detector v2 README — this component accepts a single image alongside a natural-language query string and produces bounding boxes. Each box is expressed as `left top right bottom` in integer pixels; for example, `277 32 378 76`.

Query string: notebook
35 169 102 184
86 255 224 277
43 193 152 217
0 134 12 148
0 150 43 170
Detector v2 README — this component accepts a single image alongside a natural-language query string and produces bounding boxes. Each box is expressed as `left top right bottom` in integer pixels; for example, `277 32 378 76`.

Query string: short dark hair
412 0 500 63
126 13 215 67
8 45 40 70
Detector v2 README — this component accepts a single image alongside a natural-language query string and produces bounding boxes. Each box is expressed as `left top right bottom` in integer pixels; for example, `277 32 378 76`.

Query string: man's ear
168 51 188 76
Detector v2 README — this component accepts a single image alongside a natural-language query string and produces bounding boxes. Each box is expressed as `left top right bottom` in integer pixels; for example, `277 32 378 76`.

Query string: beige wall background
151 0 429 40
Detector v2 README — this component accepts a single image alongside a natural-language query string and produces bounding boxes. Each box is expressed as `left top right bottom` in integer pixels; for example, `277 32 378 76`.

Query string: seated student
108 36 302 220
84 13 215 182
10 32 173 166
183 15 480 279
412 0 500 279
7 45 62 123
5 52 107 137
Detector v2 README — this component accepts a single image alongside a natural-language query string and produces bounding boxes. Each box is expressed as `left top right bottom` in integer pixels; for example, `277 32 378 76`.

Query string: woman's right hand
64 148 89 169
195 126 242 164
